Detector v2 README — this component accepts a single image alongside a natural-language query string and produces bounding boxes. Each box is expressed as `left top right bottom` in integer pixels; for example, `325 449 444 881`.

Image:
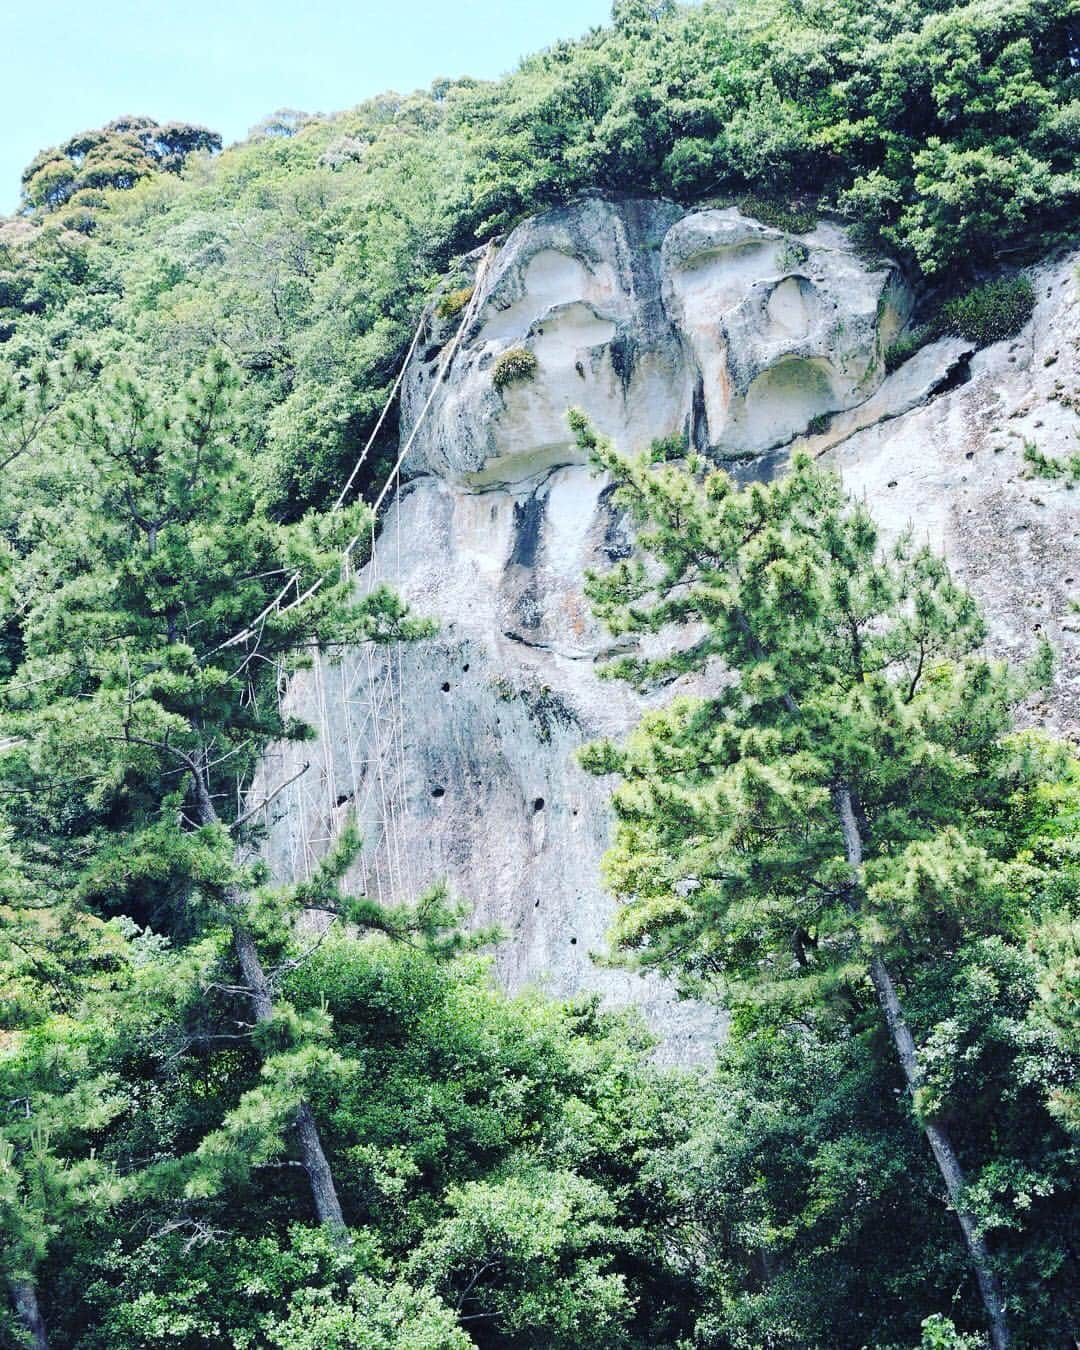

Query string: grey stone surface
260 196 1078 1060
815 250 1080 739
402 198 910 486
662 210 910 454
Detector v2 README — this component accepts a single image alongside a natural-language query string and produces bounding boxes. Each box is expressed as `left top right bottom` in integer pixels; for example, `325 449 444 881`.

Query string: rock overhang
400 195 913 489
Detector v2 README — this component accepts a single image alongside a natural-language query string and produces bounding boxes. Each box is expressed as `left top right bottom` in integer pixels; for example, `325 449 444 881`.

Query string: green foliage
20 117 221 226
491 347 538 391
574 411 1079 1344
884 324 933 372
4 925 696 1348
776 237 809 270
1023 438 1080 484
2 0 1076 513
0 3 1077 1344
885 273 1036 372
941 275 1036 345
738 195 817 235
805 411 831 436
266 1274 471 1349
434 286 473 321
411 1169 636 1346
921 1314 987 1348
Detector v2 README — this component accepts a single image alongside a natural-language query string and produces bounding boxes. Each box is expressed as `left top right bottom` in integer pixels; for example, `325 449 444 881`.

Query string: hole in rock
742 357 834 449
335 793 352 808
932 352 973 398
533 797 545 812
766 276 816 338
441 681 451 692
463 663 470 672
569 937 577 945
431 785 446 799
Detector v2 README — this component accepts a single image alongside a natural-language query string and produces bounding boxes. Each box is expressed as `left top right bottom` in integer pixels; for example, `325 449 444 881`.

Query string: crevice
813 349 974 459
690 373 709 452
502 629 593 660
508 492 545 569
929 349 973 398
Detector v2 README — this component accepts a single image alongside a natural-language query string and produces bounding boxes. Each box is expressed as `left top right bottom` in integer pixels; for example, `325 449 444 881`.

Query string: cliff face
260 197 1079 1060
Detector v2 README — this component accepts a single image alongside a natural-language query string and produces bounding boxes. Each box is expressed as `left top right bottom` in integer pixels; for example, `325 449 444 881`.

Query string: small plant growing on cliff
492 347 538 392
777 239 809 271
884 324 932 372
805 411 831 436
435 285 473 320
739 195 816 235
649 433 687 462
1023 438 1080 484
941 275 1035 346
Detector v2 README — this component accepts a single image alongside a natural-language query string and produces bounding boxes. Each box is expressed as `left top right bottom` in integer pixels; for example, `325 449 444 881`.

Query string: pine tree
574 417 1060 1350
0 354 425 1343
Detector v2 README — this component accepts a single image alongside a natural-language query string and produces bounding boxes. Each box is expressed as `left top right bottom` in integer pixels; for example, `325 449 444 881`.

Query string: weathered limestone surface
263 196 1078 1060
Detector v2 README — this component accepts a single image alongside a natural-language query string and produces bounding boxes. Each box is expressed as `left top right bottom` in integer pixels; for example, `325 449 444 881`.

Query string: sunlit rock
261 196 1077 1060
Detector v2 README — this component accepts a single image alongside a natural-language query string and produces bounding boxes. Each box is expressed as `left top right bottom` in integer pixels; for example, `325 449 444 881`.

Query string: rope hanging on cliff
216 240 497 656
348 245 495 896
254 240 498 893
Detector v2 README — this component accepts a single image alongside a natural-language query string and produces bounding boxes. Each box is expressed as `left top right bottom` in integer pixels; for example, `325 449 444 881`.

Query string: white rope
330 315 427 513
391 449 416 901
251 241 497 895
215 243 496 657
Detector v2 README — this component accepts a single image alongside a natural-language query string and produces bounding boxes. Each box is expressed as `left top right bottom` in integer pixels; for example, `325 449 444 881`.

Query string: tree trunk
190 760 347 1237
7 1275 48 1350
834 786 1011 1350
230 919 346 1231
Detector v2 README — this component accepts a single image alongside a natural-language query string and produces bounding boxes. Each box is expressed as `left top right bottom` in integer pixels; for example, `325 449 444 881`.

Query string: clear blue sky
2 0 615 212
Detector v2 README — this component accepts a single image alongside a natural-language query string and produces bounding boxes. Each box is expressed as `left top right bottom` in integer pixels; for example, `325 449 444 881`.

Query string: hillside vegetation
0 2 1077 1347
2 0 1076 513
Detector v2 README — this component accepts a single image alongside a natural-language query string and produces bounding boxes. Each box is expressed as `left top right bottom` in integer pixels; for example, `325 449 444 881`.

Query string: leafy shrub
738 195 817 235
492 347 538 391
920 1313 986 1348
1023 440 1080 484
777 239 809 270
435 286 473 321
940 276 1036 346
884 325 933 373
649 433 688 462
267 1276 470 1349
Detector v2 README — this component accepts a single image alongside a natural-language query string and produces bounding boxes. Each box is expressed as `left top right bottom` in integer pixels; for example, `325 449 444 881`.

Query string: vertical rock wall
260 196 1077 1059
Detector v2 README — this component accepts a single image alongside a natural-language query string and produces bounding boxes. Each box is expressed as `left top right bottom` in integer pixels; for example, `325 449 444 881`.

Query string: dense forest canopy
0 0 1077 1346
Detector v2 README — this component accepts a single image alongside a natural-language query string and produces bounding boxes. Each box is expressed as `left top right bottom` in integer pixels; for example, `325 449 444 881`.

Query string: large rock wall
260 196 1078 1059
